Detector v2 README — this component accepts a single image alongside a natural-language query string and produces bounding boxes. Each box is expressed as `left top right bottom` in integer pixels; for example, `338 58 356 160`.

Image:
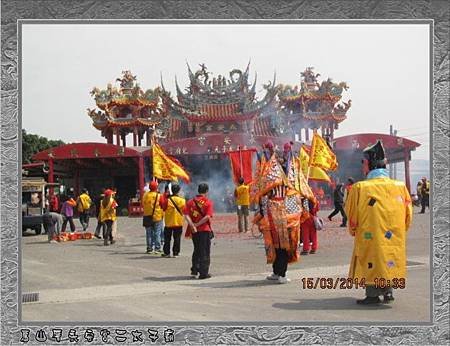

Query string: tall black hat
363 140 386 170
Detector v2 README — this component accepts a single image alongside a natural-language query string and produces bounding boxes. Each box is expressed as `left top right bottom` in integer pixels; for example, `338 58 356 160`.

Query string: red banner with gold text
228 149 255 185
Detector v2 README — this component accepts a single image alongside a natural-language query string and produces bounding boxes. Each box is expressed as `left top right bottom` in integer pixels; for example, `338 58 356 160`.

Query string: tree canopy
22 129 64 164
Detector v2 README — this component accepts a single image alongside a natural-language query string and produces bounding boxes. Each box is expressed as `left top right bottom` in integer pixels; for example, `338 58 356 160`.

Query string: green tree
22 129 64 163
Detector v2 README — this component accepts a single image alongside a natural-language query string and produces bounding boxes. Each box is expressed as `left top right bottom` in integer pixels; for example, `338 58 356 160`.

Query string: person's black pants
272 248 289 277
43 213 55 241
420 195 429 213
328 203 347 225
366 285 393 297
79 211 90 231
191 231 211 276
95 217 106 237
103 219 113 244
163 226 183 256
61 216 76 232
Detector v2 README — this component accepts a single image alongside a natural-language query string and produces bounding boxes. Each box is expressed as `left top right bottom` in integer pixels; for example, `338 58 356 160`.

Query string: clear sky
22 23 430 160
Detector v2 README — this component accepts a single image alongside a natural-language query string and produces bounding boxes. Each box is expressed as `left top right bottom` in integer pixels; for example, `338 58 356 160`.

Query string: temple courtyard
21 208 430 323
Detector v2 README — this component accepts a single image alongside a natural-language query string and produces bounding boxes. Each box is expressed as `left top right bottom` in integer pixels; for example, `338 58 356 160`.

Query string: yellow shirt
99 198 117 222
77 193 92 212
164 195 186 228
142 191 164 221
235 184 250 206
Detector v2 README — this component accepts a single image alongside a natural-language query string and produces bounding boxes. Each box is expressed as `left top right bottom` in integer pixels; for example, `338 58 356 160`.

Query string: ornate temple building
159 63 279 156
87 70 169 147
277 66 351 142
27 63 419 212
86 65 352 156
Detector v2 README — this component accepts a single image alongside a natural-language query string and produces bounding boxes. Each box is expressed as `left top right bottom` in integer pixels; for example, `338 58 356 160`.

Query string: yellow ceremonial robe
345 177 412 285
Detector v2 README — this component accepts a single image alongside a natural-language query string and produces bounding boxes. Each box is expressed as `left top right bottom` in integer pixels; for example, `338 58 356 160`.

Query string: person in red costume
301 198 320 255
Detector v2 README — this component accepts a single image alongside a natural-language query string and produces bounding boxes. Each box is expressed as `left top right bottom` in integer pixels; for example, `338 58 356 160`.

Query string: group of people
42 187 120 246
43 189 90 243
40 137 419 305
249 139 413 305
142 181 214 279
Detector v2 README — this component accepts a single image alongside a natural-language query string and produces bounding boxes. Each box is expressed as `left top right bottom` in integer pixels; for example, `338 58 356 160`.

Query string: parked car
22 177 57 235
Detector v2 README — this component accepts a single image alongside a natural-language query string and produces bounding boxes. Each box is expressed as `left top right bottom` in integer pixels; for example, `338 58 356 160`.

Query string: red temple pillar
133 129 137 146
305 128 310 142
404 148 411 193
138 156 145 200
48 158 54 196
107 131 113 144
115 129 120 146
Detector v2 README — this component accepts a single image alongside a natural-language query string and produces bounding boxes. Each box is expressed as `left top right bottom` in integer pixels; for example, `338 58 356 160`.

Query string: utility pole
389 125 398 179
393 129 398 179
389 125 393 178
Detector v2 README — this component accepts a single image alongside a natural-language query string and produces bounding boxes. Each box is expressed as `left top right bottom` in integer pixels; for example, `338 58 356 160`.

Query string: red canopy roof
333 133 421 151
32 142 141 161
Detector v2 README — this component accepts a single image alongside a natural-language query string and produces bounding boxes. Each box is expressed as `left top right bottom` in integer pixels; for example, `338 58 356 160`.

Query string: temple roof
278 67 351 124
88 70 167 130
161 63 277 122
333 133 420 151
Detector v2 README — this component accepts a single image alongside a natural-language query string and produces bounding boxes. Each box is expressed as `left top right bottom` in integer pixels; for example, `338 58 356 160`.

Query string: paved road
22 207 431 322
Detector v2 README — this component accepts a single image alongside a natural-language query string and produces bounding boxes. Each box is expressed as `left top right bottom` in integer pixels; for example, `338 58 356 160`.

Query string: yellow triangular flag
152 144 190 183
309 133 338 171
293 157 315 200
299 146 331 182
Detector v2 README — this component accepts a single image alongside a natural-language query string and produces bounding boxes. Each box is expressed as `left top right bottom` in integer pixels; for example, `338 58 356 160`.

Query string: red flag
228 148 255 185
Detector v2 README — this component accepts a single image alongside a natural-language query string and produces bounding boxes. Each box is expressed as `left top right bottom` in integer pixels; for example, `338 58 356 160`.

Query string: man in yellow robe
345 140 412 305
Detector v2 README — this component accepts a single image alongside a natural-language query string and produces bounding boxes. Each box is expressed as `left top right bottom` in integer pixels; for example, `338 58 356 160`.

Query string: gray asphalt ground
21 207 431 322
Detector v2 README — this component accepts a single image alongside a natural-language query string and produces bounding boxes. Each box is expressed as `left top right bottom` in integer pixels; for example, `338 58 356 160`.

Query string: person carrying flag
253 141 311 284
142 181 165 254
234 177 250 233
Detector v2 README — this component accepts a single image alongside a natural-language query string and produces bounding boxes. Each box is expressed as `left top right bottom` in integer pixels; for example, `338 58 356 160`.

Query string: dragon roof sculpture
161 62 277 122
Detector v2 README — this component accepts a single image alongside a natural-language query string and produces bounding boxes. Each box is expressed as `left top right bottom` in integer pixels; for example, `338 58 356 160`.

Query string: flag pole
239 146 243 182
306 162 311 182
150 125 156 182
306 130 317 181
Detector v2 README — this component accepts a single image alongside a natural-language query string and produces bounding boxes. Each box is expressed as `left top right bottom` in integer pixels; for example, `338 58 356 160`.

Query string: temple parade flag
299 146 331 182
152 144 191 183
309 132 338 172
228 148 255 185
